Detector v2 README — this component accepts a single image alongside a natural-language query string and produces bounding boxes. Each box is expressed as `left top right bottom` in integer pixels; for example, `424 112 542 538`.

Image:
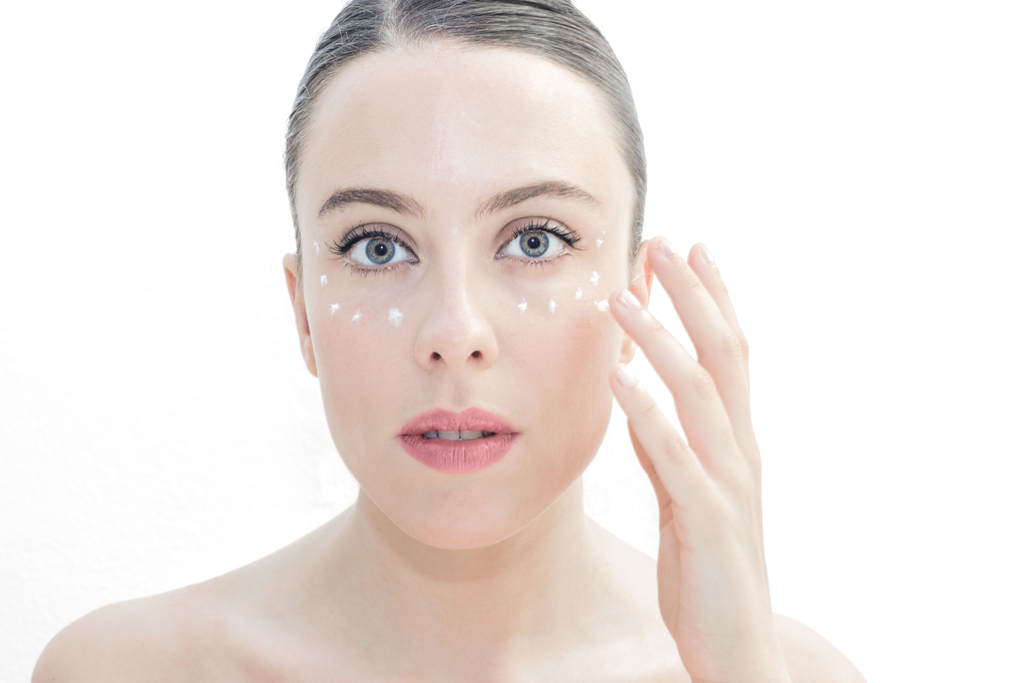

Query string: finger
609 364 710 505
688 243 750 384
627 420 674 531
610 287 739 479
685 243 761 460
649 237 753 440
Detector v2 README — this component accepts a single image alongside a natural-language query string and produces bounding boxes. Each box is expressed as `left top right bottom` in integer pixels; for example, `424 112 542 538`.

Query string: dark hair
285 0 646 275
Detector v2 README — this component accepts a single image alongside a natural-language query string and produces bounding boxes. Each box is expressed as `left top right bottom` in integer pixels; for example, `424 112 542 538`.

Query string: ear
283 254 318 377
618 239 654 364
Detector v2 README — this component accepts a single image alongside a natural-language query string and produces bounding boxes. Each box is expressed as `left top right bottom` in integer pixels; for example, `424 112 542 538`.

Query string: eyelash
503 220 581 268
328 225 413 277
328 220 581 276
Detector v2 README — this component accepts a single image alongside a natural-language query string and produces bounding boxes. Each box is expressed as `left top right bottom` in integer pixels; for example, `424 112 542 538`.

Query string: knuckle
738 333 750 359
719 330 745 362
660 434 690 468
705 281 729 308
686 273 705 295
691 369 719 402
638 393 661 419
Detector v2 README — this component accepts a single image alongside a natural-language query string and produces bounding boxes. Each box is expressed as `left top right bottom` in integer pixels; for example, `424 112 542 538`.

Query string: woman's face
286 42 643 549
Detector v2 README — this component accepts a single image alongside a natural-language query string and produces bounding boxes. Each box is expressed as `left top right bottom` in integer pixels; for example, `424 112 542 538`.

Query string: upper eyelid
331 224 415 255
505 216 571 233
502 218 580 245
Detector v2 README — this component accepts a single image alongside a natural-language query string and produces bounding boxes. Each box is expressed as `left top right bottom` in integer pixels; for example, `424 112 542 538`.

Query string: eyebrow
476 181 598 218
317 181 598 221
318 188 426 219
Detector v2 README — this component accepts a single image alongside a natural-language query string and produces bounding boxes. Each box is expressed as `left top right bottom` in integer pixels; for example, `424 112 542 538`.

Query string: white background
2 1 1022 681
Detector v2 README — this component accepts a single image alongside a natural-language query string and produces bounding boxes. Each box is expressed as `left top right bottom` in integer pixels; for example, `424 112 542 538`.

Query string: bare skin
34 43 866 683
32 504 858 682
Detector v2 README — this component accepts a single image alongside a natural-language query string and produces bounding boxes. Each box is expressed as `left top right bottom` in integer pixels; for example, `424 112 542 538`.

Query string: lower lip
398 433 518 473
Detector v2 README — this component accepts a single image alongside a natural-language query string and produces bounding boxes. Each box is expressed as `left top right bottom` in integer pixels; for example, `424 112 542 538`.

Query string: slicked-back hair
285 0 646 276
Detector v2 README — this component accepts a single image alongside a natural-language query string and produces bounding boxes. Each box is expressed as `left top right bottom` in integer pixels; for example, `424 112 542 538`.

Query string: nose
414 276 499 372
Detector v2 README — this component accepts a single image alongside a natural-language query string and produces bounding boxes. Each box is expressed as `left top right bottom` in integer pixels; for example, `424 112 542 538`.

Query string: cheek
304 249 626 532
499 283 622 472
498 256 624 374
309 294 414 456
501 296 618 396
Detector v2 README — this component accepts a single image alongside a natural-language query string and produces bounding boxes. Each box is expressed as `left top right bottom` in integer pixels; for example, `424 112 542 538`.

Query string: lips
398 407 519 473
399 407 517 437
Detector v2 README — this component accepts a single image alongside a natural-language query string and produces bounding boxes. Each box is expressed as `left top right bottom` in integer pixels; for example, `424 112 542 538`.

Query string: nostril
471 350 482 359
431 352 441 361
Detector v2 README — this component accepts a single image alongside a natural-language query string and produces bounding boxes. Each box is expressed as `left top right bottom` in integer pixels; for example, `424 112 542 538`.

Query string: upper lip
399 407 517 436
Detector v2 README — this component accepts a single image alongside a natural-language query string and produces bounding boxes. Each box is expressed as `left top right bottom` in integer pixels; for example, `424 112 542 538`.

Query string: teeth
421 430 494 441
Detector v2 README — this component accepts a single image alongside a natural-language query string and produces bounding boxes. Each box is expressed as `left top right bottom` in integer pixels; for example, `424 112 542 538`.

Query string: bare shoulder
33 519 345 683
774 613 867 683
32 586 227 683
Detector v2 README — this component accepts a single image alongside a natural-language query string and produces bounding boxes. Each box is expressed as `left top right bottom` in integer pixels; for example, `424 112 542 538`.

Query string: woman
35 1 865 680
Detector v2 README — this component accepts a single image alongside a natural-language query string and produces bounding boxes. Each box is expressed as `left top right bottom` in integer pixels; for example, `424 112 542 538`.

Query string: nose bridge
432 263 474 326
414 254 497 370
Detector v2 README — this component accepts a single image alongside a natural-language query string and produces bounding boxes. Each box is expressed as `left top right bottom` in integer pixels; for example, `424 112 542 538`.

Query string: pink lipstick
398 407 519 474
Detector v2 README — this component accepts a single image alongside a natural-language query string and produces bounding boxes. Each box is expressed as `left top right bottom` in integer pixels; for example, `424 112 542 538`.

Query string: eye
499 224 574 261
347 235 413 267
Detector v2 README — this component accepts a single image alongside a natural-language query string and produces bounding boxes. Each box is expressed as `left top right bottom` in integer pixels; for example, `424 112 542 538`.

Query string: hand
608 238 790 683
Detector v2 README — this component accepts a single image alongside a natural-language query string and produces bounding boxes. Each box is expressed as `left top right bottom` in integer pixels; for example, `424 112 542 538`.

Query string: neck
313 478 610 669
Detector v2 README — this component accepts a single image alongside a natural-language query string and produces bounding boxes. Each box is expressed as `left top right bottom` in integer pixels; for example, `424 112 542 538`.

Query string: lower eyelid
342 260 412 276
505 251 570 267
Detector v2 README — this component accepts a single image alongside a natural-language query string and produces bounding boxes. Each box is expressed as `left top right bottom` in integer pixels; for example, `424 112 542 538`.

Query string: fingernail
615 364 638 388
698 243 715 265
617 289 641 310
659 236 677 259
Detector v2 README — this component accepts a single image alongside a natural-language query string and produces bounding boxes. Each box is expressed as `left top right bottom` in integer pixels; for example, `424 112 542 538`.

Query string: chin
402 487 540 550
349 409 607 551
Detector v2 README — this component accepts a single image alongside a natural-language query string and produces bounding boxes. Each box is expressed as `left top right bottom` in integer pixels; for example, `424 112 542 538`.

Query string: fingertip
613 363 638 389
607 289 632 324
657 236 678 260
617 288 642 311
697 242 715 266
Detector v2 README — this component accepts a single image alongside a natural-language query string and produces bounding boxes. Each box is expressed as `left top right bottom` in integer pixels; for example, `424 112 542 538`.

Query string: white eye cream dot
351 308 362 323
575 287 583 301
314 241 320 256
548 298 557 314
591 271 600 288
596 239 603 249
595 299 610 312
320 275 328 287
330 303 340 315
388 308 403 327
518 298 528 313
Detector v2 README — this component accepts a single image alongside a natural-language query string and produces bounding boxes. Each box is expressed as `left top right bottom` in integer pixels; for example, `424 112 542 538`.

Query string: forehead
294 41 632 226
